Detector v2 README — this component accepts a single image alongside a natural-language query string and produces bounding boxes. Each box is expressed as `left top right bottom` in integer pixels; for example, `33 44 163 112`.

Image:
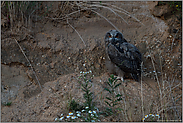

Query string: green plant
104 74 123 116
55 71 100 122
158 1 182 20
2 102 12 106
68 99 84 112
167 1 182 12
77 71 98 121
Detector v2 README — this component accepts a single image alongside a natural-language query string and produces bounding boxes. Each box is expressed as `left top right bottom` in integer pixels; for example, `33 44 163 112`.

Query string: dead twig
171 28 180 52
157 94 182 114
90 9 120 31
66 18 86 47
151 55 164 120
78 3 129 25
141 62 144 119
168 80 181 120
14 38 42 91
92 2 145 26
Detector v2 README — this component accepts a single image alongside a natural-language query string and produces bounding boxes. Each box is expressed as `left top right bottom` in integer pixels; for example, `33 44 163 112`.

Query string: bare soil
1 1 182 122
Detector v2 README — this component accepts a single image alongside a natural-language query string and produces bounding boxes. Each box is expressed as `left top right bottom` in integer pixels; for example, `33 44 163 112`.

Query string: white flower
66 115 70 118
82 109 85 112
142 118 145 121
91 114 94 117
80 71 82 74
156 114 160 118
71 116 77 119
145 115 148 118
69 112 73 115
93 111 96 114
89 110 92 113
59 117 64 120
76 111 81 114
55 118 58 121
95 108 99 112
61 114 63 116
77 113 81 117
85 106 89 109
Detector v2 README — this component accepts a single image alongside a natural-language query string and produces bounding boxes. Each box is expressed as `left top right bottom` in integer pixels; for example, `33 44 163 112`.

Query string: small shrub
103 74 123 116
55 71 100 122
2 102 12 106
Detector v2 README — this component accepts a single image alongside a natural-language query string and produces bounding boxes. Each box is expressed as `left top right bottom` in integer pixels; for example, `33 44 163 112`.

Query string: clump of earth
1 1 182 122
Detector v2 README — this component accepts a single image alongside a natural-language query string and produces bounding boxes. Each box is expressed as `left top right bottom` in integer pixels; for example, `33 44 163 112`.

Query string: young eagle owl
104 30 142 82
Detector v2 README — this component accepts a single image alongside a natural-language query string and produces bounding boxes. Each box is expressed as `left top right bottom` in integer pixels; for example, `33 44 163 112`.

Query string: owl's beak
112 37 115 42
112 37 116 43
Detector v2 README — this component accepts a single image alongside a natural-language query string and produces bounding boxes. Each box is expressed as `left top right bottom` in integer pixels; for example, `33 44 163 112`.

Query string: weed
78 71 95 110
68 99 84 112
2 1 52 29
2 102 12 106
103 74 123 116
158 1 182 20
55 71 100 122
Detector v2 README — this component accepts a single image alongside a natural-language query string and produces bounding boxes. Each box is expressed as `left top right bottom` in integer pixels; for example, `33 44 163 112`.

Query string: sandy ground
1 1 182 122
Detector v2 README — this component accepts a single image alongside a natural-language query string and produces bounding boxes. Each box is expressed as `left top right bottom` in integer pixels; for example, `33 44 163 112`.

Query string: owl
104 30 142 82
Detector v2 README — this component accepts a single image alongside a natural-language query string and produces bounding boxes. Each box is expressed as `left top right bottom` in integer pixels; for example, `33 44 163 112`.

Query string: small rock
173 29 178 33
50 62 55 69
149 32 154 36
55 35 60 41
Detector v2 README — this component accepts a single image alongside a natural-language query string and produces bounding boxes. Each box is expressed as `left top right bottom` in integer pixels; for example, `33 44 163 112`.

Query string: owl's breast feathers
107 42 142 81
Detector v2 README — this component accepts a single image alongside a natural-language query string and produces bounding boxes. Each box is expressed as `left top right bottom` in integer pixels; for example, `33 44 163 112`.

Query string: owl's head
104 30 125 45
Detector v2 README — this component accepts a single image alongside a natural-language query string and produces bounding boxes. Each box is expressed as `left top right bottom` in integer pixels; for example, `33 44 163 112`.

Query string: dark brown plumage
104 30 142 81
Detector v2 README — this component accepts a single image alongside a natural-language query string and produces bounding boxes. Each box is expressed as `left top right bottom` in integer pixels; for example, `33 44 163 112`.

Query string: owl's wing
107 42 141 81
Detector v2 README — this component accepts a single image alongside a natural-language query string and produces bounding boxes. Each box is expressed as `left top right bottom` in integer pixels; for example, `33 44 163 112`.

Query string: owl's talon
116 76 124 82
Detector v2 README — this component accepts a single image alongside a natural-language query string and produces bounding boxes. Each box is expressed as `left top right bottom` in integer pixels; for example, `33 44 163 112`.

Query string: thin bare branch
14 38 42 91
92 2 145 26
90 9 120 31
171 28 180 51
168 79 181 119
80 3 129 25
141 62 144 118
66 18 86 47
162 82 182 100
151 55 164 120
157 94 182 114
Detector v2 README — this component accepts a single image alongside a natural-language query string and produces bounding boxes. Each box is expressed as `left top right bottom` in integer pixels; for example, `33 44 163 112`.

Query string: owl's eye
108 35 112 38
115 34 119 38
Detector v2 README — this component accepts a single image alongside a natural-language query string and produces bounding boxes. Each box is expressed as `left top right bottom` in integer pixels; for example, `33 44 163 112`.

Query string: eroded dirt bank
1 1 182 122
